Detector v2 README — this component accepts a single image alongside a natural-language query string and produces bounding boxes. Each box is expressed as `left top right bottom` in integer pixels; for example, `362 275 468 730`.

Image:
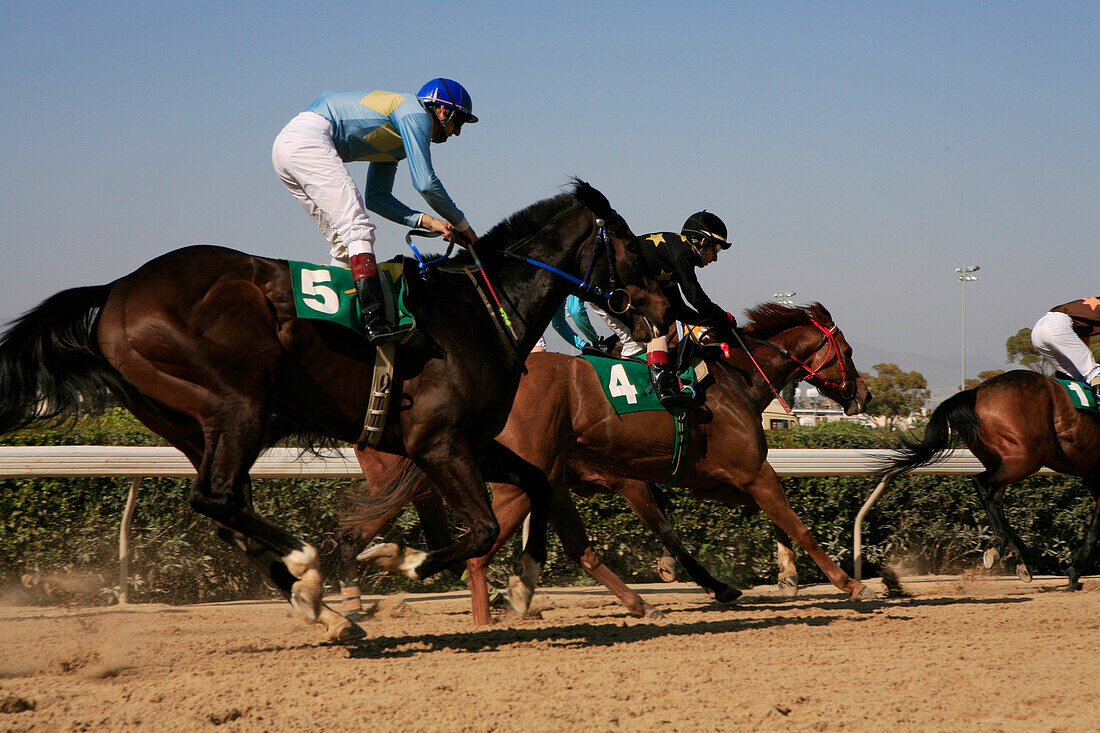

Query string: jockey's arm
396 113 473 241
363 162 422 227
671 252 729 328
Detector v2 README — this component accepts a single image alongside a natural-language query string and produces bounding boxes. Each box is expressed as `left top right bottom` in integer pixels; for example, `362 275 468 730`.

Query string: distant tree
860 363 930 429
964 369 1005 389
1006 327 1100 377
1006 328 1044 373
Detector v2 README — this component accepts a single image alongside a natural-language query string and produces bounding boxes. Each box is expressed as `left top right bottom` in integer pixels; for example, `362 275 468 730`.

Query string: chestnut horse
878 370 1100 589
0 181 671 640
342 302 874 620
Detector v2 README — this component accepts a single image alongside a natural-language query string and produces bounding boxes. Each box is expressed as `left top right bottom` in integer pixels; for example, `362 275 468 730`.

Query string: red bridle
721 315 857 409
786 317 855 399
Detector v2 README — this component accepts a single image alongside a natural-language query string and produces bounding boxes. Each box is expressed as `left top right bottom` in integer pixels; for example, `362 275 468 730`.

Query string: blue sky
2 1 1097 393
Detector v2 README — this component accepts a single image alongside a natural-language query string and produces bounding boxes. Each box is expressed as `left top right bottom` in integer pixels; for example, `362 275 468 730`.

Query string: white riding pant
591 306 644 357
1031 311 1100 383
273 111 376 266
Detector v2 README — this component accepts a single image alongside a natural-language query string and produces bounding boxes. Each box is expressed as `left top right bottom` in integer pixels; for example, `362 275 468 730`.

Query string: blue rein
404 218 628 313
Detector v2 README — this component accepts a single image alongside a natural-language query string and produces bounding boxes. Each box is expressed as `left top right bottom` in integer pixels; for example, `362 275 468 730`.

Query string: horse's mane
741 302 833 340
431 180 606 270
482 178 609 247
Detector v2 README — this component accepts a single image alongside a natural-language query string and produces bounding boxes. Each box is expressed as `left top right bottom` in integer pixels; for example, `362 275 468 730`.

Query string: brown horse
0 181 672 640
341 302 874 620
878 370 1100 589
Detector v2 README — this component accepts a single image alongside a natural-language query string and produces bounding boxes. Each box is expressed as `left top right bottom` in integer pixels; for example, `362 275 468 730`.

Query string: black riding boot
356 273 413 345
1092 383 1100 407
649 362 692 410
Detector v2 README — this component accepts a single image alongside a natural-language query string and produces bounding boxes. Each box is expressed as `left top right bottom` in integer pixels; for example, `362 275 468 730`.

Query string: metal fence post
853 478 889 581
118 476 141 605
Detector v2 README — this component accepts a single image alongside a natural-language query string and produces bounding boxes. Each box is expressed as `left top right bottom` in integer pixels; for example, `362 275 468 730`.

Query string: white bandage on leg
273 111 376 265
591 306 645 357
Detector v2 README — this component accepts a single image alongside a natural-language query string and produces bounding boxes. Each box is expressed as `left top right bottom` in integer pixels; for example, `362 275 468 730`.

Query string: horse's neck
480 239 581 356
717 329 808 410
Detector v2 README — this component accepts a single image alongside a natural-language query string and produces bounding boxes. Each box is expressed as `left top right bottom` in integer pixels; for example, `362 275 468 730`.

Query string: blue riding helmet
417 78 478 123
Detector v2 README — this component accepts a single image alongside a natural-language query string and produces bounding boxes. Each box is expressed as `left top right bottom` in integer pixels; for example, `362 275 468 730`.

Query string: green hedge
1 414 1095 605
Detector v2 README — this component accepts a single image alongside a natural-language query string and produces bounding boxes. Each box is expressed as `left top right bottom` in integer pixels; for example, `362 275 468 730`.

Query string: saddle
287 257 423 448
1052 372 1098 412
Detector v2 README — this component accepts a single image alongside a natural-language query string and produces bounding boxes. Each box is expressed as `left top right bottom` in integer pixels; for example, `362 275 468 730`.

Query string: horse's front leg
1065 476 1100 590
739 462 873 601
618 481 742 604
775 526 799 597
476 441 552 616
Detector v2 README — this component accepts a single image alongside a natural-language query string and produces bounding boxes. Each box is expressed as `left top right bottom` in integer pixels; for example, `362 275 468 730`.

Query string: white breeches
591 306 644 357
273 111 376 265
1032 311 1100 383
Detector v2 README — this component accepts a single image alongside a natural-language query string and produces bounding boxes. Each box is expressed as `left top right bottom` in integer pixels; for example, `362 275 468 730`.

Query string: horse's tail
876 389 982 482
0 284 125 434
339 457 428 532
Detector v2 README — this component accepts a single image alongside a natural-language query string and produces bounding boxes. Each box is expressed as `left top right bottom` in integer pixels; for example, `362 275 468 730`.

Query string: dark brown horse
878 370 1100 589
0 181 672 640
341 302 874 620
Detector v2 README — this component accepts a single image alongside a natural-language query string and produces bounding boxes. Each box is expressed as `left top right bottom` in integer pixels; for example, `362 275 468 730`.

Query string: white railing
0 446 1056 598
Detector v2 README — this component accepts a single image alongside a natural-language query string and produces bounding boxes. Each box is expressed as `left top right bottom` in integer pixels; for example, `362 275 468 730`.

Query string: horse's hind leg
1065 476 1100 590
541 479 663 618
189 406 356 638
973 470 1039 582
619 481 742 604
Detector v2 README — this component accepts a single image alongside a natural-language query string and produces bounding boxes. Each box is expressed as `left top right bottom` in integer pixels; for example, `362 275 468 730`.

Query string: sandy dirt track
2 574 1099 732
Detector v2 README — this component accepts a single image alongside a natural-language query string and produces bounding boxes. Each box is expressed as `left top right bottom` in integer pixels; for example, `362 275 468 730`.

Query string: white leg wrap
283 545 319 578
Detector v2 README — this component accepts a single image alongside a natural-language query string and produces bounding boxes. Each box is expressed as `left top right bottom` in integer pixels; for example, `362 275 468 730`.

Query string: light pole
773 290 796 305
955 265 979 390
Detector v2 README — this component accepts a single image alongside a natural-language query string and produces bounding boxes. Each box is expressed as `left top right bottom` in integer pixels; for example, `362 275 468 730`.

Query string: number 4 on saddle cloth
289 259 418 342
583 354 709 415
1053 377 1099 412
583 352 712 485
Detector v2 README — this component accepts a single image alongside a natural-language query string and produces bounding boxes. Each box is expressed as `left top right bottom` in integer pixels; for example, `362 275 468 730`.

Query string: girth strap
659 411 689 487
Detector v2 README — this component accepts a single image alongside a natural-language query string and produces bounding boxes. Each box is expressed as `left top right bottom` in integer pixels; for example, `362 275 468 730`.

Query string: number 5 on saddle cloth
288 259 418 448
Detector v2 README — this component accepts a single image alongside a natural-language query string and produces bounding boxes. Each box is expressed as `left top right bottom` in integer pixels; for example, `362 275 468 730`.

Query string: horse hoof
715 585 743 604
1016 564 1033 584
289 569 323 622
642 605 665 620
357 543 424 580
983 548 1001 569
656 556 677 583
777 574 799 598
357 542 399 564
507 575 534 614
325 618 367 643
854 586 877 602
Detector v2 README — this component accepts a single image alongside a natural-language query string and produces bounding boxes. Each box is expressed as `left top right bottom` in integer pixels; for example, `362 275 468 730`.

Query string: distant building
762 400 797 430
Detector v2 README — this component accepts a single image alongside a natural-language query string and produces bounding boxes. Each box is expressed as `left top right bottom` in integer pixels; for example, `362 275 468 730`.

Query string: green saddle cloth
287 259 414 336
581 354 704 415
1053 378 1098 412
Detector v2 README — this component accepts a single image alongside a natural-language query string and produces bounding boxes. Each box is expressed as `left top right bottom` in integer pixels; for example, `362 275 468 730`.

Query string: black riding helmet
681 211 731 250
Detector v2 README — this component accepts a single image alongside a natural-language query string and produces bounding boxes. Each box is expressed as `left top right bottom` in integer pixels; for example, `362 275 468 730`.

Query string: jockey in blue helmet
273 78 479 344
